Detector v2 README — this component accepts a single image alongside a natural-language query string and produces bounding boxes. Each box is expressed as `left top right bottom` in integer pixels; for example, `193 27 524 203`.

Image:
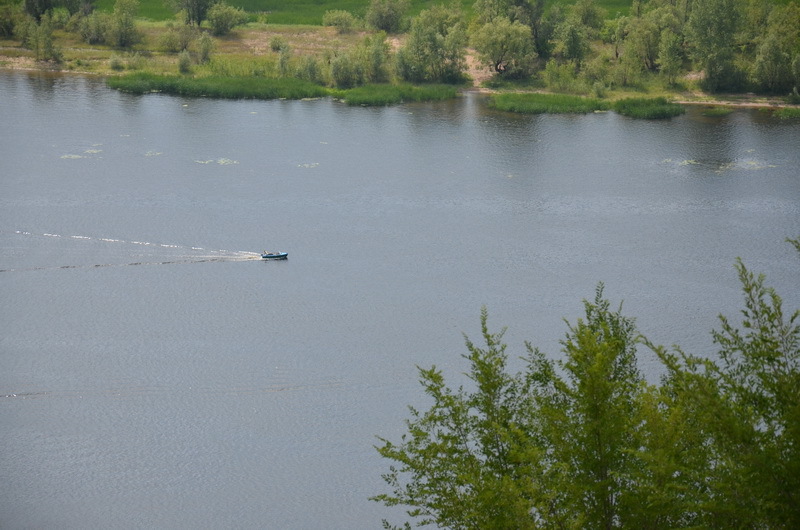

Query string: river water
1 70 798 528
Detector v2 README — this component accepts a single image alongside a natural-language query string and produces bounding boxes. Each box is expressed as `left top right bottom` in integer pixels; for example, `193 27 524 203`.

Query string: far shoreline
2 61 799 112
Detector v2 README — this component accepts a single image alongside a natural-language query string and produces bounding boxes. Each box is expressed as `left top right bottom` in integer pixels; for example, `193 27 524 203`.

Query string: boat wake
0 230 262 272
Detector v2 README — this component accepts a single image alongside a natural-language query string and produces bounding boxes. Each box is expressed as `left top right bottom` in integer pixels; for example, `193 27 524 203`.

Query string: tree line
2 0 798 95
366 0 799 94
373 238 800 528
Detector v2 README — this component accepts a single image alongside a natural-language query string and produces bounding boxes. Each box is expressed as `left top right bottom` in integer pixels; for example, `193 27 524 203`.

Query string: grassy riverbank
1 13 798 114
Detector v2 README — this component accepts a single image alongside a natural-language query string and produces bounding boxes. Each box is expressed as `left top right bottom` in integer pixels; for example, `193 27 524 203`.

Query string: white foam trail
4 230 264 272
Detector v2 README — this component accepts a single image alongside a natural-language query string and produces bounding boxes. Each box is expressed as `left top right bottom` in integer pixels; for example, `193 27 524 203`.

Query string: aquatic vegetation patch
107 75 458 105
701 106 734 117
773 107 800 119
612 97 685 119
107 73 328 100
489 93 608 114
338 84 459 106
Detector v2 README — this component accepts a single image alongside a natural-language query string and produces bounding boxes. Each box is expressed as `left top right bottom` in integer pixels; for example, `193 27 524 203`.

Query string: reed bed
773 107 800 119
489 93 608 114
701 106 734 117
106 73 460 104
612 97 685 119
339 84 459 106
106 72 328 99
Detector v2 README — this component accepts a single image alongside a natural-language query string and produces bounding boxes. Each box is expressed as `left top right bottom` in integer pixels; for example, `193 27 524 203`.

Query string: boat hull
261 252 288 260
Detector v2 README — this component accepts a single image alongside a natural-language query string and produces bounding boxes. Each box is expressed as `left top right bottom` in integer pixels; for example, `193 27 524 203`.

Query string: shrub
159 22 198 52
79 11 111 44
322 9 356 34
613 97 685 119
125 51 147 69
278 45 292 76
178 49 192 73
109 54 125 70
331 51 364 88
295 55 323 84
269 36 286 52
196 31 213 63
109 0 142 48
542 59 587 93
207 2 248 36
14 15 36 48
49 7 71 29
366 0 409 33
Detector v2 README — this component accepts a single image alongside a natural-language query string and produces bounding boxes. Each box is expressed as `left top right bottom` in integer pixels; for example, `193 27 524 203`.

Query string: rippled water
1 71 798 528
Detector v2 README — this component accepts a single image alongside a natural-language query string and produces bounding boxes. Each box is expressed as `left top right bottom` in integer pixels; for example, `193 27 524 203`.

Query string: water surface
1 71 799 528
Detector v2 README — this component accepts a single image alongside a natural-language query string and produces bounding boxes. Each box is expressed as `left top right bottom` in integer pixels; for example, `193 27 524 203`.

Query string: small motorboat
261 251 288 260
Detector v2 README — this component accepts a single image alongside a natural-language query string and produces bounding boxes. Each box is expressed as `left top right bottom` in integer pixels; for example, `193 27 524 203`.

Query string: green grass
106 73 460 103
106 72 329 99
92 0 475 23
338 83 458 105
773 106 800 119
612 97 685 119
89 0 628 23
701 106 734 117
490 93 608 114
94 0 174 20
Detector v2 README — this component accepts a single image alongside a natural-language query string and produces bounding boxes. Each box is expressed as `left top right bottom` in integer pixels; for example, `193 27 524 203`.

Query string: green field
92 0 631 24
93 0 477 23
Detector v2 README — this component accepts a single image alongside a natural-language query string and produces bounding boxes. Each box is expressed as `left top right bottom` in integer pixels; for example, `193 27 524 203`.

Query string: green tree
375 240 800 527
686 0 742 91
572 0 605 35
473 0 549 59
657 28 683 84
470 16 536 76
23 0 53 21
395 5 467 83
171 0 213 25
1 3 22 37
372 308 545 529
109 0 141 48
374 286 646 528
527 285 644 528
554 20 589 67
651 239 800 527
18 11 61 61
752 3 800 94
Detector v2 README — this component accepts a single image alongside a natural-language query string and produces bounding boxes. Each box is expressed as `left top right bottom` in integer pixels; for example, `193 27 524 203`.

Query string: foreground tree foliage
374 239 800 528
